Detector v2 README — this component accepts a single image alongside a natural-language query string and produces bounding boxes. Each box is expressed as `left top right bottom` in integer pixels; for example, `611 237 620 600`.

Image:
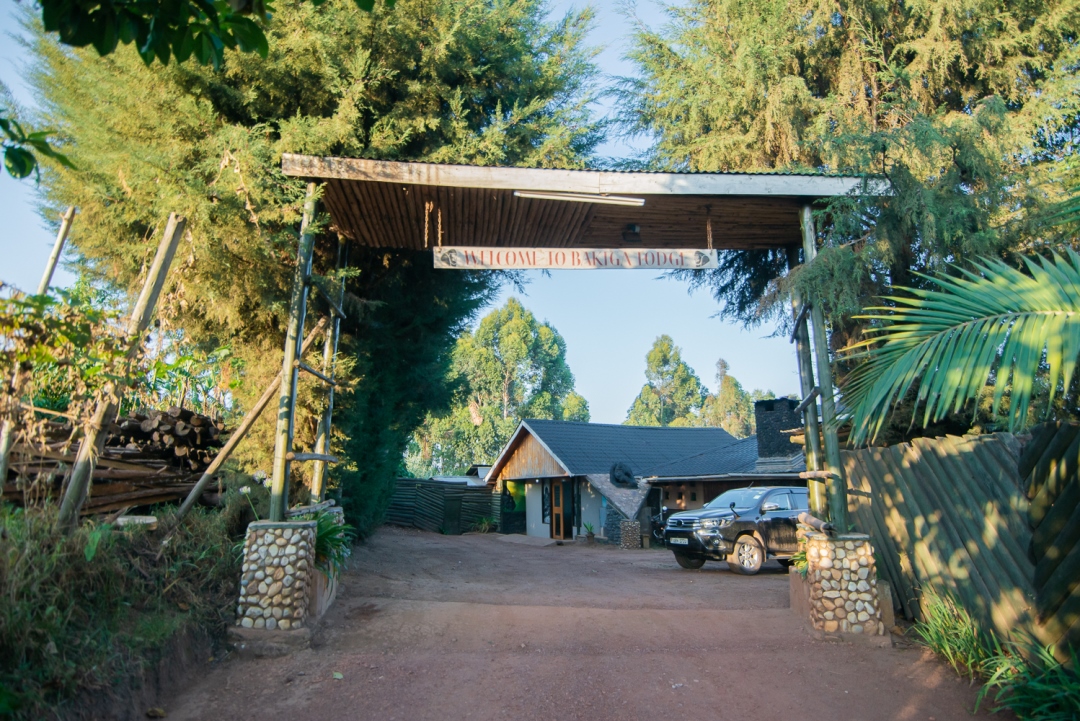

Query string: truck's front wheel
674 553 705 569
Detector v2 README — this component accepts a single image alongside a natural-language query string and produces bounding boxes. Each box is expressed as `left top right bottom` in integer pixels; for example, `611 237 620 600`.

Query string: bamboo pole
311 238 346 501
800 205 848 529
0 207 78 485
786 246 825 516
171 316 328 525
269 183 318 521
57 214 186 533
38 206 77 295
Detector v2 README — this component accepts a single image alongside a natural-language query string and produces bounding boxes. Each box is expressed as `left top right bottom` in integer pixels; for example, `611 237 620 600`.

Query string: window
690 492 697 502
792 491 809 511
664 491 670 500
677 492 684 501
767 492 793 510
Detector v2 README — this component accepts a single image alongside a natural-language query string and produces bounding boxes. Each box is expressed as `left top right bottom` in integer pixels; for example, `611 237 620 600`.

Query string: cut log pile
2 406 229 515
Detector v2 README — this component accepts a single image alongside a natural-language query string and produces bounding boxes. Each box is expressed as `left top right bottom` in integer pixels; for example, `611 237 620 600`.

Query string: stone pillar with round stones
804 532 885 636
236 520 316 631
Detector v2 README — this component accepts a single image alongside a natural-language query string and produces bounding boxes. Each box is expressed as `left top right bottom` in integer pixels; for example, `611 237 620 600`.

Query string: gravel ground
164 526 1008 721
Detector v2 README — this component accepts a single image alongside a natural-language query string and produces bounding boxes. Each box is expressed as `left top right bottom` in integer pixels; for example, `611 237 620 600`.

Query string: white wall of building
525 481 549 538
578 480 604 538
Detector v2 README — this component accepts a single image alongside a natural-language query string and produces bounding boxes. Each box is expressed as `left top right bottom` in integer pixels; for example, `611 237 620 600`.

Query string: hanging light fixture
513 190 645 206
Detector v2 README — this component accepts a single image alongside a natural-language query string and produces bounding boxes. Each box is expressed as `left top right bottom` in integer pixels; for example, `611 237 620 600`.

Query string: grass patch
0 492 246 719
915 589 1080 719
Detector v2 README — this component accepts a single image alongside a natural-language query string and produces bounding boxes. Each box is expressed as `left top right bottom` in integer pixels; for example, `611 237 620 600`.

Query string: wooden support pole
0 207 78 485
57 213 186 533
787 246 826 517
311 238 345 502
38 206 77 295
800 206 848 530
171 317 328 526
269 183 318 521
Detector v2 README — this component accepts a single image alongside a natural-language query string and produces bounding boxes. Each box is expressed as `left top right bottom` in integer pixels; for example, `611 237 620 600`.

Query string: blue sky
0 0 801 423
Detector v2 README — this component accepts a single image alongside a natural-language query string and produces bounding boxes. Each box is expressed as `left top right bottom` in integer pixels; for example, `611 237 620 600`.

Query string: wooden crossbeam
294 360 338 386
286 452 339 463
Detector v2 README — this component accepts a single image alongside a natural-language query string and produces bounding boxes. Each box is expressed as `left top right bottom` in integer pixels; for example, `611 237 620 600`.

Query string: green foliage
695 358 774 438
626 335 706 426
0 108 74 180
471 517 497 533
582 522 594 535
979 642 1080 720
37 0 394 71
625 0 1080 332
312 511 355 577
405 298 589 477
916 589 1080 719
29 0 603 530
842 251 1080 444
0 283 129 447
790 549 808 578
914 589 999 680
0 503 242 719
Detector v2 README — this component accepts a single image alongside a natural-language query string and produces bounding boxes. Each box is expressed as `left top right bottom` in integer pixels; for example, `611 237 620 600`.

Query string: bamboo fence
844 431 1079 660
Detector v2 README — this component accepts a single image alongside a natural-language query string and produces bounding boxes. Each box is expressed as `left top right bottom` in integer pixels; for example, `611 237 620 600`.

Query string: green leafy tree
842 251 1080 444
695 357 775 438
626 335 706 427
406 298 589 476
625 0 1080 335
28 0 603 532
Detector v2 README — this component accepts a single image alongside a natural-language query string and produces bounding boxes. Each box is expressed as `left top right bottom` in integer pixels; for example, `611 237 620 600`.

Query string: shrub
915 589 1080 719
0 502 241 718
471 517 497 533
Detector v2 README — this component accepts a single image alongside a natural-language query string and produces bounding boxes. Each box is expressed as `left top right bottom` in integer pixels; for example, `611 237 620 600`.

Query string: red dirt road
165 527 1006 721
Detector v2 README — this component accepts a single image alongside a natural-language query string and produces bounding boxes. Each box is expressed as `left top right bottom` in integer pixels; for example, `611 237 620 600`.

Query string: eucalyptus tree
626 335 706 427
406 299 590 477
30 0 604 531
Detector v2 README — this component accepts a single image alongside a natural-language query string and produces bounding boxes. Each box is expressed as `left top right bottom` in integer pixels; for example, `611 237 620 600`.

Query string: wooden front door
551 480 572 539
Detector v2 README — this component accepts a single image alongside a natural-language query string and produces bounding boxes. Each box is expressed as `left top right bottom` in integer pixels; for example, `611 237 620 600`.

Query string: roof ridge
523 418 735 432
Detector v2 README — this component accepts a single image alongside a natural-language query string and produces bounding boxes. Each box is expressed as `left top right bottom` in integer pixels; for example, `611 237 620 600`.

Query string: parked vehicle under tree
663 486 809 575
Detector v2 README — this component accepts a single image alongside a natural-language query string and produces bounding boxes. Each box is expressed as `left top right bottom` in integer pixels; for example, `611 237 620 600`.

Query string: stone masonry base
805 532 886 637
236 520 316 631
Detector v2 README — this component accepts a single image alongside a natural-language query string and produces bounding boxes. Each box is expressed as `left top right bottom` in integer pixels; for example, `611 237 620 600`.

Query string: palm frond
842 250 1080 445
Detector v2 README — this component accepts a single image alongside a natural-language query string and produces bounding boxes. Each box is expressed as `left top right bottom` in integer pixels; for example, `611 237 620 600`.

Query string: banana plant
841 250 1080 446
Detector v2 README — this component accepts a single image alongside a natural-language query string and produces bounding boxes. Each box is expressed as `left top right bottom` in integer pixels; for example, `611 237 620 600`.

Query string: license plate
668 537 689 545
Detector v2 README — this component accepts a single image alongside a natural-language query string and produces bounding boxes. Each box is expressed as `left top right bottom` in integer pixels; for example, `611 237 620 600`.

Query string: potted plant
583 522 596 544
308 510 355 621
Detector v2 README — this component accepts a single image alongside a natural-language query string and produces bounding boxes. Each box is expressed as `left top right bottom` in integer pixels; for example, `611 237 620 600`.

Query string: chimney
753 398 803 472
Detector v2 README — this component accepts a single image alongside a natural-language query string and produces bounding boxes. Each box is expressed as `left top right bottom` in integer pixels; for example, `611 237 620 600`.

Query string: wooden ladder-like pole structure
268 183 343 521
800 205 849 530
786 246 826 517
310 237 347 502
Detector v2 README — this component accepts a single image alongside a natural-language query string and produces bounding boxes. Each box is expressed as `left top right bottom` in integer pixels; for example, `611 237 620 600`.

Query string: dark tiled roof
521 419 744 477
641 436 762 477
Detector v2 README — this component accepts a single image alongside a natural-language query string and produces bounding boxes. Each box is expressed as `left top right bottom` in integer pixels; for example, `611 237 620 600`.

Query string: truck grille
667 518 699 529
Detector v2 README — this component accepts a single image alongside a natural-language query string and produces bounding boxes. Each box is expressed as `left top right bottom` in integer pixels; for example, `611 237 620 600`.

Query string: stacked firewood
112 406 227 472
2 406 229 515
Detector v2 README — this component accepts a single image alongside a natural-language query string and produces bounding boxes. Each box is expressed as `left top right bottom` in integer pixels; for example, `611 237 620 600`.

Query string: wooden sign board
434 247 718 270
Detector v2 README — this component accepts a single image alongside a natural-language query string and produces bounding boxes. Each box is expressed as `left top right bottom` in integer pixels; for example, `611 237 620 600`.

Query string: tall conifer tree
28 0 603 530
624 0 1080 330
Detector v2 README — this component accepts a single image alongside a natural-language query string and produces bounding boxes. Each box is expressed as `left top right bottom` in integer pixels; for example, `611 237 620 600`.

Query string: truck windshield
705 488 770 512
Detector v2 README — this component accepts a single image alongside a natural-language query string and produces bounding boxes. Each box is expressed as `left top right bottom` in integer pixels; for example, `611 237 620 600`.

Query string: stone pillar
804 532 885 636
619 520 641 549
236 520 316 631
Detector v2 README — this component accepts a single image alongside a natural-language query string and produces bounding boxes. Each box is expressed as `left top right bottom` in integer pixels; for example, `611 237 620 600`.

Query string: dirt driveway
166 527 1004 721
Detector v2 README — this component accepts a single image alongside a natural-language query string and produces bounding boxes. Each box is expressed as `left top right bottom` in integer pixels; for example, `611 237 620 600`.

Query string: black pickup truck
663 486 809 575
